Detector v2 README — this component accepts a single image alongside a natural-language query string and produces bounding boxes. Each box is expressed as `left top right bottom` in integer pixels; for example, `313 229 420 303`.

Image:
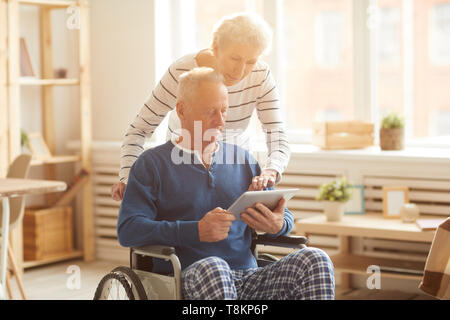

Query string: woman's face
213 41 262 86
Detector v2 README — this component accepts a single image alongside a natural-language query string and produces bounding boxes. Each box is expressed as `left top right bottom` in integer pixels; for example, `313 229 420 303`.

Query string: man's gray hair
177 67 225 103
212 12 273 55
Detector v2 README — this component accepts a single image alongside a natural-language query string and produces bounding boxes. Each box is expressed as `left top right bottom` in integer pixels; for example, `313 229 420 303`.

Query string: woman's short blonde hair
177 67 225 103
212 12 273 55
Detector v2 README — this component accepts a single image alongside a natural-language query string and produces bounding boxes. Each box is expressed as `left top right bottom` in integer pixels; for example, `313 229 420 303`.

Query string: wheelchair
93 232 308 300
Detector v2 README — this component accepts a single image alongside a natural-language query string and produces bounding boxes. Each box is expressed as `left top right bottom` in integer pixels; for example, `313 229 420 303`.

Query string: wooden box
312 121 374 150
23 206 73 261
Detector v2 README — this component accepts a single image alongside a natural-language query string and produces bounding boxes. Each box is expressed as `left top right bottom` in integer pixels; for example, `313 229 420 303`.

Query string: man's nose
215 111 226 126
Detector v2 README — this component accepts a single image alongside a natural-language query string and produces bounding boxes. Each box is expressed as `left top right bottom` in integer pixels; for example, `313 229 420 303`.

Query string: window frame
155 0 450 148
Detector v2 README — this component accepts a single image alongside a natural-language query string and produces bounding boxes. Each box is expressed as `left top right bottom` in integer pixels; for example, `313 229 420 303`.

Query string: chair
419 217 450 300
0 154 32 300
94 232 308 300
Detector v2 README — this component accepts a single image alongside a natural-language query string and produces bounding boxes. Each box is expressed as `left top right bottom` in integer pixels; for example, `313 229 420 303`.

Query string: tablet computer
228 188 299 220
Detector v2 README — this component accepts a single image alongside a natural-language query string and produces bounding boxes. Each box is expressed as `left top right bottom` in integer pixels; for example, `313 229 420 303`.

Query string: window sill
68 140 450 164
252 143 450 164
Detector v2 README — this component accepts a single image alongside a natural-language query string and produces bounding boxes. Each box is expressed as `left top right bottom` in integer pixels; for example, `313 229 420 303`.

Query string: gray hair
212 12 273 55
177 67 225 103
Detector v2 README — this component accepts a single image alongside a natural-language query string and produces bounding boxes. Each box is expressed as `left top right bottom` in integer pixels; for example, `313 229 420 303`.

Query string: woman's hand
248 169 279 191
111 182 126 201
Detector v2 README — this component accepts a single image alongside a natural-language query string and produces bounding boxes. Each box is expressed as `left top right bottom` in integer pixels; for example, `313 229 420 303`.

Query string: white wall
90 0 155 141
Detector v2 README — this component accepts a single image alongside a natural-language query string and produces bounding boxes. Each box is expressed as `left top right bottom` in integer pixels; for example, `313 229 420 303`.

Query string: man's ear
176 101 185 120
212 40 219 58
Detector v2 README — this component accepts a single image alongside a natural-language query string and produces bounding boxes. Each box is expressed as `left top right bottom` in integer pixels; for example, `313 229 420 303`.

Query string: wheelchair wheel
111 266 148 300
93 272 134 300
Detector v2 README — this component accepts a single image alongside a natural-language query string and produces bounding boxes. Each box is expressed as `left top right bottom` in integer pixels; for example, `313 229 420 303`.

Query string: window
315 11 343 68
282 0 354 136
377 7 400 64
156 0 450 145
430 2 450 65
434 110 450 135
375 1 404 132
193 0 260 50
373 0 450 140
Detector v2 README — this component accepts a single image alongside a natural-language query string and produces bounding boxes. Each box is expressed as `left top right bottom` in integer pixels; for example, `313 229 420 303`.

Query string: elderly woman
112 12 291 200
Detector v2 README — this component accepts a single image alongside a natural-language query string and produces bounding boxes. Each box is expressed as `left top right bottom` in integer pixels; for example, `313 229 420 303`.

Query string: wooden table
0 178 66 300
295 212 440 289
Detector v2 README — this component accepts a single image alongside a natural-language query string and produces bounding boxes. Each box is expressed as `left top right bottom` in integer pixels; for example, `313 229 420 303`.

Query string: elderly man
117 67 335 300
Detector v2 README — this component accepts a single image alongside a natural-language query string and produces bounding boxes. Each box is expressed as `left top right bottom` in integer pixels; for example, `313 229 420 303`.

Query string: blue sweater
117 141 293 274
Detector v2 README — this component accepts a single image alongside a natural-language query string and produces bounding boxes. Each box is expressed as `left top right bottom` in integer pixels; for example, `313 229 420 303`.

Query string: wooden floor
6 258 437 300
7 259 119 300
335 287 436 300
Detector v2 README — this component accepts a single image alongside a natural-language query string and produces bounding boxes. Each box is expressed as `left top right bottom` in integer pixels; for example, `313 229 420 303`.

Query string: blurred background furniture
0 155 66 299
0 154 31 299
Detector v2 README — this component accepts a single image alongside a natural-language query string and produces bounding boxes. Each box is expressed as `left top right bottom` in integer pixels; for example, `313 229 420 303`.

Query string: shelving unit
19 77 80 86
0 0 94 271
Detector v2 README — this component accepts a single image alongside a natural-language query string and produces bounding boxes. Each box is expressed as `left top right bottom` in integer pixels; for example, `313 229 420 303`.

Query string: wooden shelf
2 0 94 273
19 77 79 86
296 212 437 242
18 0 77 8
331 253 425 281
30 155 80 166
23 250 83 269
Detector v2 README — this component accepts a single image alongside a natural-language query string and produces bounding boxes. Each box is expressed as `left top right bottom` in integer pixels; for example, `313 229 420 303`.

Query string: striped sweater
120 53 290 183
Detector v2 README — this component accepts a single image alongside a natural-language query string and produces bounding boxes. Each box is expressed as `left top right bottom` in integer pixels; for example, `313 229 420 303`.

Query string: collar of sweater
171 135 220 167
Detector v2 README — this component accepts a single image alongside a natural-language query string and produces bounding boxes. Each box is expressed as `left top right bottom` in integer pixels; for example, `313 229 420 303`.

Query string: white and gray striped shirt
120 53 290 183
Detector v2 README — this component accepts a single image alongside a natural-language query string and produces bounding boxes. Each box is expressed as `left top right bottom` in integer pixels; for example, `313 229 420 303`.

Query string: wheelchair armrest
254 234 308 249
132 245 176 259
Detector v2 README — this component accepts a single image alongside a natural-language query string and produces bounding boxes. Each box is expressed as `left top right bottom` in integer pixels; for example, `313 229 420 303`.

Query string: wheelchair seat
94 233 308 300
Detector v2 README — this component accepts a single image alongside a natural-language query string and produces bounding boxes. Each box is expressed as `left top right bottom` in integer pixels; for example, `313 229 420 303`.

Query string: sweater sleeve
246 152 294 237
119 66 179 183
117 154 200 248
255 68 291 182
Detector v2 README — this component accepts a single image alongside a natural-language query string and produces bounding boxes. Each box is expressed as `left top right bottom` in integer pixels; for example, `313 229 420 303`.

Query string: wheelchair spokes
94 272 134 300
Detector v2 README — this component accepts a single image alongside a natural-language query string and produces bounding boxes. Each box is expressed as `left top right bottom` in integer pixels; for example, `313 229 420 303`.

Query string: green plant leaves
381 112 405 129
316 177 353 203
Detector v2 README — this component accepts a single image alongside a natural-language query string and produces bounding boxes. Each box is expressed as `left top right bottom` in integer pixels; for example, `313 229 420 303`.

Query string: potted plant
316 177 353 221
380 112 405 150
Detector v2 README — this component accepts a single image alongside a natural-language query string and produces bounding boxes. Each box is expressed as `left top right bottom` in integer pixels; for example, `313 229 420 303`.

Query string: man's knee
188 256 230 274
182 256 235 300
289 247 334 273
182 256 232 285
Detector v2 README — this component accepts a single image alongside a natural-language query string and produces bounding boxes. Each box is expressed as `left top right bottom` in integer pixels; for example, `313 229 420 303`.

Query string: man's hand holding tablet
240 197 286 234
227 188 299 234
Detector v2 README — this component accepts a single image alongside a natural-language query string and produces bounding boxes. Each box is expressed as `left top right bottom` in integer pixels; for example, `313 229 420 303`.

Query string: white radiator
91 146 128 263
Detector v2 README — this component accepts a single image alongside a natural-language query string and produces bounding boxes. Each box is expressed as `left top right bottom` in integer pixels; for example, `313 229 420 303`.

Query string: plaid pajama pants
181 247 335 300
